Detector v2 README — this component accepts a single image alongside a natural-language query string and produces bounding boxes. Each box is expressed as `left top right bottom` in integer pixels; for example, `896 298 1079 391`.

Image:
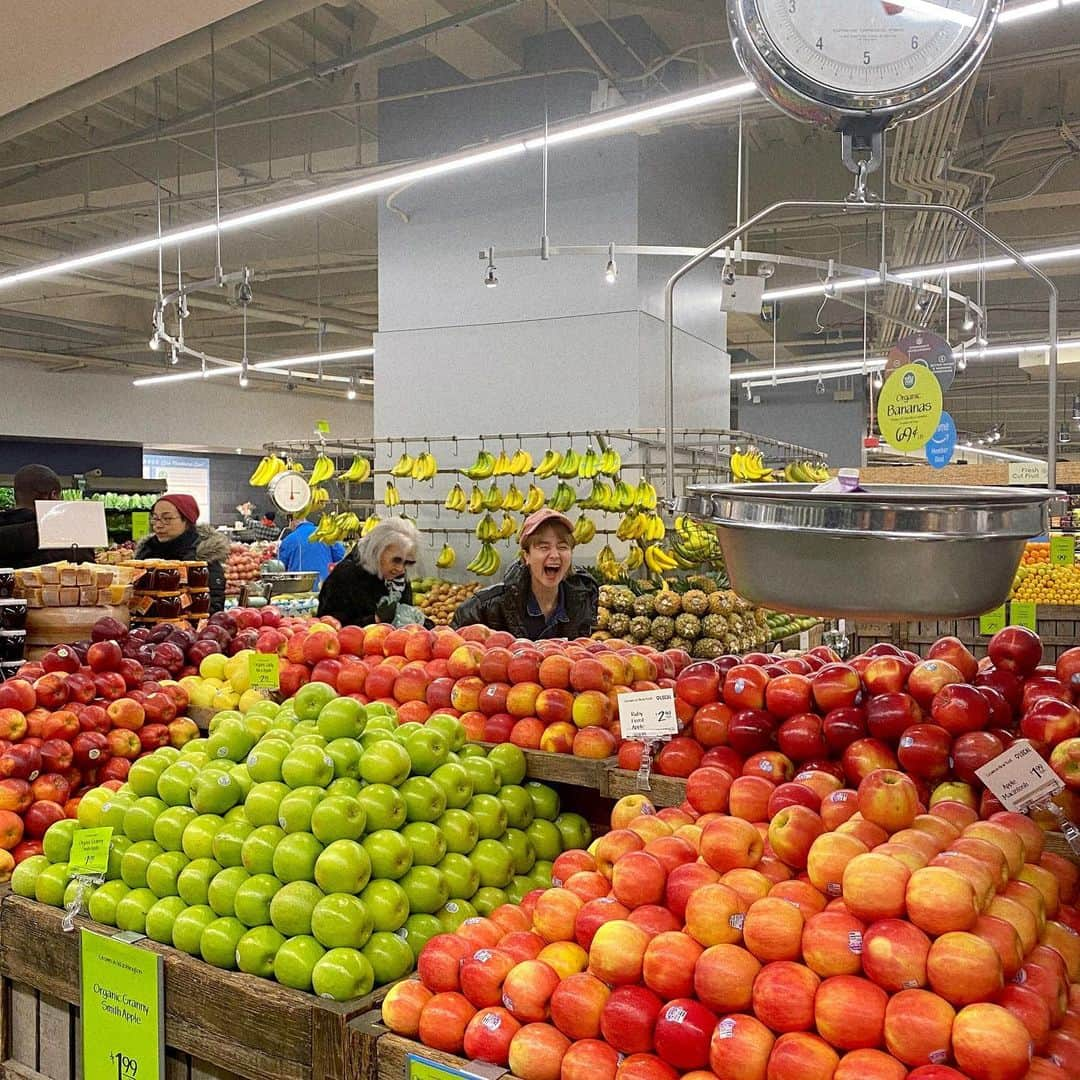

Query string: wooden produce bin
0 895 386 1080
372 1031 519 1080
604 768 686 808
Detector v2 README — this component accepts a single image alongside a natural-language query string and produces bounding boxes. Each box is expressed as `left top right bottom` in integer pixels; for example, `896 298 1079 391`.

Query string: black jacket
135 525 230 613
0 507 94 568
317 555 415 627
451 560 598 640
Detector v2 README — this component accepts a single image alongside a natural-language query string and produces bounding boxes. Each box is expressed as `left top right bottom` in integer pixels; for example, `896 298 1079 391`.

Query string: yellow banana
483 482 504 511
550 482 576 512
557 449 581 479
383 482 400 508
445 484 467 512
311 453 335 485
534 449 562 479
624 546 644 571
466 543 500 576
467 485 485 514
390 452 415 478
436 544 456 569
476 513 498 542
361 514 381 536
491 450 511 477
341 455 371 482
503 482 524 511
248 456 273 486
463 451 496 480
509 449 533 476
499 513 517 540
635 481 658 511
578 447 599 479
410 451 437 481
645 544 678 574
599 448 622 477
522 485 546 513
572 515 596 544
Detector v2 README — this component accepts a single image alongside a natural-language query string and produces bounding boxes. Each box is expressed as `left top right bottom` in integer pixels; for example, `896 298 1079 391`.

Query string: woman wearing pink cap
135 494 230 612
452 508 598 640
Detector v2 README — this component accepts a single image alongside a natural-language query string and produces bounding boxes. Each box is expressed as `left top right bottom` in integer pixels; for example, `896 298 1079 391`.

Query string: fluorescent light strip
132 346 375 387
898 1 977 27
732 358 887 382
999 0 1080 24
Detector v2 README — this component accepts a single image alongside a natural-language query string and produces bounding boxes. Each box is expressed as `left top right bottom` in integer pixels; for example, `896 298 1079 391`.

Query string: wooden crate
479 747 614 791
0 895 384 1080
1044 831 1080 866
604 768 687 808
372 1031 517 1080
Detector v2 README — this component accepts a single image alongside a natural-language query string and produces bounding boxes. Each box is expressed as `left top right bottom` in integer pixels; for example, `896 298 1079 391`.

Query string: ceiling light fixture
148 333 161 351
605 243 618 285
873 370 884 389
132 345 374 387
721 258 736 287
731 357 887 382
346 376 358 401
815 378 826 395
238 357 249 389
962 299 975 332
1072 392 1080 421
483 247 498 289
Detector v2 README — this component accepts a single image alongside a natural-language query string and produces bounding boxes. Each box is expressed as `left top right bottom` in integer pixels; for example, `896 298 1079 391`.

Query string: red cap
520 508 575 544
156 494 200 525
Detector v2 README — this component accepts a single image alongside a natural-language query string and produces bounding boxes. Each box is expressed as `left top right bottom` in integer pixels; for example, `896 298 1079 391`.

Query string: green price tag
81 930 163 1080
69 827 113 875
1050 535 1075 566
979 605 1007 636
407 1054 480 1080
130 512 150 541
249 653 280 690
315 420 330 434
1011 601 1038 631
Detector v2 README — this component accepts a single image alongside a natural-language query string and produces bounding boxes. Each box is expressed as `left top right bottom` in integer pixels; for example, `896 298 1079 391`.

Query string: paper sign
877 363 943 452
35 500 108 549
69 827 113 876
1008 460 1049 485
130 512 150 541
618 688 678 741
976 739 1064 812
315 420 330 434
407 1054 493 1080
979 606 1006 635
1011 601 1038 631
1051 535 1075 566
80 930 163 1080
248 653 280 691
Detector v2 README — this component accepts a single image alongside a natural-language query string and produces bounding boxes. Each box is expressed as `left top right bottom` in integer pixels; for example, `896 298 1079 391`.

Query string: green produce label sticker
978 606 1006 636
878 362 943 452
1051 535 1075 566
80 929 163 1080
315 420 330 434
249 653 280 690
69 827 112 875
130 512 150 541
407 1054 488 1080
1011 601 1037 630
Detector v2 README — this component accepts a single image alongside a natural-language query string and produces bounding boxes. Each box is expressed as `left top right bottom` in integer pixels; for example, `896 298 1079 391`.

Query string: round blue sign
925 411 957 470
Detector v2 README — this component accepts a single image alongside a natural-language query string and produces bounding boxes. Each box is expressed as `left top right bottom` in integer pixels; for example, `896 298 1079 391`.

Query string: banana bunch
615 511 667 542
579 480 614 512
535 450 563 479
311 453 335 485
476 513 500 542
467 485 485 513
578 447 600 479
635 481 658 511
499 513 517 540
411 451 438 481
599 446 622 476
467 543 501 576
549 482 576 512
384 482 401 508
491 450 512 477
308 486 330 511
340 455 371 483
596 544 623 582
572 515 596 544
286 459 305 473
462 450 496 480
783 460 830 483
522 484 546 513
730 449 775 482
310 511 360 543
624 546 644 571
436 544 456 569
556 449 582 479
445 484 467 512
390 452 415 478
645 544 679 573
503 482 525 511
508 449 533 475
248 454 286 487
483 482 504 511
668 515 724 569
360 514 381 537
612 479 637 512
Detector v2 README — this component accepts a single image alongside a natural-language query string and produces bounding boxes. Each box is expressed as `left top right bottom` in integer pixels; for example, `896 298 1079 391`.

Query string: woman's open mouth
542 564 562 582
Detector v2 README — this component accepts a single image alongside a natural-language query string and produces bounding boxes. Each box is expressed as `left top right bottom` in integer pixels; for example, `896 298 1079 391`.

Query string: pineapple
597 608 611 630
632 594 656 618
682 589 709 616
674 613 702 640
642 636 661 649
753 608 769 627
653 590 682 617
651 616 675 643
686 574 719 595
701 613 728 639
669 636 691 653
598 585 617 609
611 588 636 614
608 613 631 638
629 616 652 641
709 591 734 615
691 638 723 659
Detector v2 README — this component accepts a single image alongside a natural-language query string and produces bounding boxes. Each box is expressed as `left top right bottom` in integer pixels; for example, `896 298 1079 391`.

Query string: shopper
135 495 229 613
452 509 598 640
317 518 421 626
237 504 281 542
278 514 345 586
0 464 94 568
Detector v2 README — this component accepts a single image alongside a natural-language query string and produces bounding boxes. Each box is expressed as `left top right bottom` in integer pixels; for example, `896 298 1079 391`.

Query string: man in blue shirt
277 514 345 585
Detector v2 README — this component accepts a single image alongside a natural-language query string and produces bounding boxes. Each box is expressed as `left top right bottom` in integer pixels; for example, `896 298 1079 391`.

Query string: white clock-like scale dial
269 471 312 514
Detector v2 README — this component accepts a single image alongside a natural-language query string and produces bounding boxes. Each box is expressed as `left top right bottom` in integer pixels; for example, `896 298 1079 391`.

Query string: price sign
1051 535 1076 566
130 512 150 541
70 827 113 876
975 739 1064 812
978 606 1006 636
407 1054 496 1080
248 653 280 690
877 363 943 452
1007 460 1049 486
80 930 163 1080
617 688 678 741
315 420 330 434
1011 601 1038 631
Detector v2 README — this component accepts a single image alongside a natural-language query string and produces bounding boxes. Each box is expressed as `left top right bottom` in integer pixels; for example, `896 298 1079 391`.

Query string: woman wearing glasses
318 518 422 627
135 494 230 613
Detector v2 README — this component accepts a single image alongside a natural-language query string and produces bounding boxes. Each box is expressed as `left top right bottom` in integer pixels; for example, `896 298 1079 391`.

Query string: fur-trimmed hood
135 524 230 563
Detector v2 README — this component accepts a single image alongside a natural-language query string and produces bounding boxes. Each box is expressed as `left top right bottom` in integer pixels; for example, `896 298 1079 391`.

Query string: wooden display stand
372 1032 519 1080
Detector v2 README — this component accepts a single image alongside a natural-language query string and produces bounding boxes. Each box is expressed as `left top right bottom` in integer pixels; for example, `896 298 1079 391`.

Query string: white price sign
618 688 679 742
975 739 1063 812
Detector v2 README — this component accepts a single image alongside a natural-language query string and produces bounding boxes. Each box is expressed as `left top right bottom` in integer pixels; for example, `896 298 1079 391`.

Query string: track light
605 243 618 285
483 247 498 288
815 378 826 396
347 376 358 401
1072 393 1080 421
148 333 161 351
962 300 975 332
823 260 837 298
721 258 736 287
873 371 883 389
1060 422 1072 445
168 346 179 366
745 383 752 402
239 358 249 389
914 286 932 314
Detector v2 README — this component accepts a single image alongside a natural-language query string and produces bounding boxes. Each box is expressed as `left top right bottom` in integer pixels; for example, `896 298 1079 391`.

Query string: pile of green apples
11 682 591 1002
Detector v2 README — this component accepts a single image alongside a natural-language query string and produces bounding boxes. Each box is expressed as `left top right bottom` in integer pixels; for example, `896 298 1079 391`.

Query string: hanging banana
557 448 581 479
598 447 622 477
248 455 286 487
467 485 486 514
549 482 576 512
410 451 438 481
475 513 499 542
466 543 501 576
483 482 504 511
503 482 525 511
578 447 599 479
390 452 415 478
644 545 679 574
572 515 596 544
310 453 335 485
499 513 518 540
491 450 512 477
534 449 562 479
383 482 401 508
341 455 372 482
509 449 533 476
462 450 496 480
445 484 467 512
360 514 381 536
436 544 456 569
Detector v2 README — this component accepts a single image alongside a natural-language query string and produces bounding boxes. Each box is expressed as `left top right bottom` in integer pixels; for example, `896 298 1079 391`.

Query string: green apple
241 825 285 875
120 841 165 889
272 832 324 884
430 762 473 810
106 836 132 881
212 818 254 868
467 795 508 840
145 850 190 898
311 795 366 844
269 880 325 937
294 681 339 723
177 857 222 907
468 888 505 916
507 876 534 905
399 865 449 915
76 788 110 828
311 893 374 949
526 819 563 861
555 812 592 851
144 895 187 944
128 755 172 798
155 746 181 764
88 879 130 925
443 899 482 931
314 838 372 894
207 865 251 917
362 930 412 986
312 947 375 1001
236 925 286 978
207 720 257 763
229 764 253 801
209 710 243 732
402 822 447 867
498 785 535 830
462 757 501 796
365 702 398 723
356 784 406 832
180 743 210 761
400 776 447 824
438 852 479 900
34 863 73 907
171 904 216 955
245 740 290 784
325 738 363 780
181 814 225 860
98 792 134 832
281 744 335 790
458 744 486 760
486 744 527 786
11 854 49 899
157 760 200 806
200 915 246 969
469 838 514 889
115 887 157 933
153 806 198 851
326 778 364 799
123 797 168 843
531 860 554 888
317 697 367 741
190 771 243 816
234 873 283 927
42 819 78 864
277 785 325 834
524 781 560 821
245 781 291 828
362 830 413 881
403 728 450 777
502 828 536 875
274 934 325 991
394 722 425 743
246 700 282 721
400 912 442 958
436 809 479 856
359 879 409 933
426 713 466 752
358 740 411 787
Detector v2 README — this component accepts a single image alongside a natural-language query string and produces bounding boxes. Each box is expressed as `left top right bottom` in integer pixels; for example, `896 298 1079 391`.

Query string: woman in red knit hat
135 494 230 612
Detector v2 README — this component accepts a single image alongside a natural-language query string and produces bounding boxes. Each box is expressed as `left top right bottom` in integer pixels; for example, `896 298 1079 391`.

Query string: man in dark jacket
0 464 94 568
452 509 598 640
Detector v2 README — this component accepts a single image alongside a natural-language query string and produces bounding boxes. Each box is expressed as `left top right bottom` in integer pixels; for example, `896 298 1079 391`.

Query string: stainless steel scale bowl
675 484 1059 620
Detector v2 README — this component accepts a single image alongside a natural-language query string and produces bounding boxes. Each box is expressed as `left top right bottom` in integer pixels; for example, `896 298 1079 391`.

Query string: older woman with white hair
317 518 423 626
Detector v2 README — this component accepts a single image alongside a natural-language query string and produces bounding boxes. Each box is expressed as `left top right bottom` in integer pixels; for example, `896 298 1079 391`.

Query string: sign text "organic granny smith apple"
618 688 678 741
878 363 943 453
70 826 113 875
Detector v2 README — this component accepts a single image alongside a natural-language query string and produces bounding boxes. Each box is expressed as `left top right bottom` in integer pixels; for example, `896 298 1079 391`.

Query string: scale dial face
730 0 1001 125
269 472 311 513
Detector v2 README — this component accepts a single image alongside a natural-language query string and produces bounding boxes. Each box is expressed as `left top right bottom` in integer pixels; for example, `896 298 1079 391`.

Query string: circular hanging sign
925 411 958 470
886 331 957 392
878 363 943 452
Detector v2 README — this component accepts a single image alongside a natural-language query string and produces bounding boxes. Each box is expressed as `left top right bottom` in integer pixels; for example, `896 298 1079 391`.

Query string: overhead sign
878 363 943 453
925 411 957 470
887 331 957 392
1008 460 1049 486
